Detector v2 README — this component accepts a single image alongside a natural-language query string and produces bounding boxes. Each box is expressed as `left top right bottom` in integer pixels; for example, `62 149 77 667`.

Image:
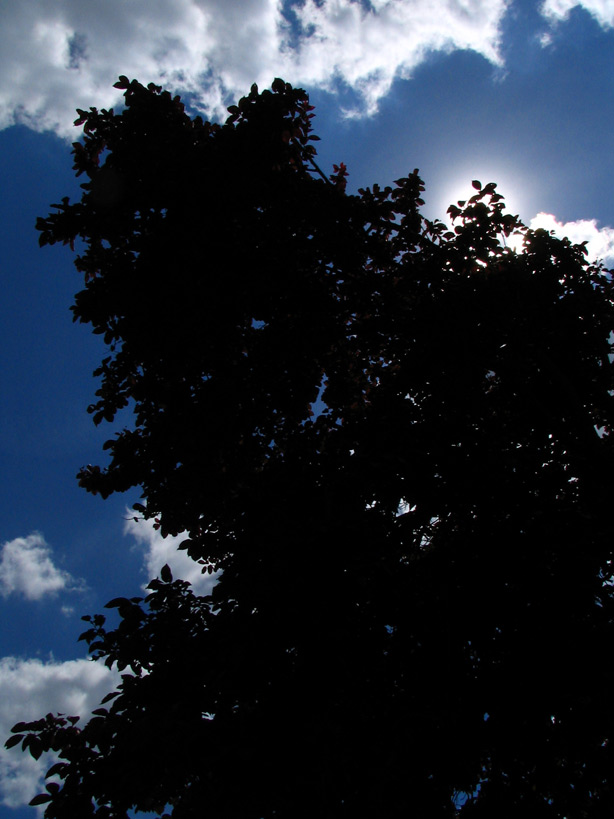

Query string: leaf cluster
12 78 614 817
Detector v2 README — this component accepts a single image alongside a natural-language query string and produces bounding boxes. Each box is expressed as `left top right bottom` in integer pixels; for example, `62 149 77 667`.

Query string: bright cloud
124 513 218 596
0 534 85 601
290 0 506 116
0 0 509 137
529 212 614 264
0 656 119 809
541 0 614 28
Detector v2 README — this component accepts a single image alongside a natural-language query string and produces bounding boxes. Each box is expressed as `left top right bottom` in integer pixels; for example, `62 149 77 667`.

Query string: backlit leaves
13 77 614 819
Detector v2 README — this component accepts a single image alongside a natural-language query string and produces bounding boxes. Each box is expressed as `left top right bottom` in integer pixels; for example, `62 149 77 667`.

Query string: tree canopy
8 77 614 818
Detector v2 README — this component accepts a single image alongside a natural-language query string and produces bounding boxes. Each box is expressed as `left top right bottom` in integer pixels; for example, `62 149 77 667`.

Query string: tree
8 77 614 818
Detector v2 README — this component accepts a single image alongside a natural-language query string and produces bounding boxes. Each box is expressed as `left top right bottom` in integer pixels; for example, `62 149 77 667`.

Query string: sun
430 162 534 230
439 173 528 253
441 176 520 222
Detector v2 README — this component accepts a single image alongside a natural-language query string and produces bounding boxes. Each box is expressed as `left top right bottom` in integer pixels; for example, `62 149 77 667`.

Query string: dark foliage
9 77 614 817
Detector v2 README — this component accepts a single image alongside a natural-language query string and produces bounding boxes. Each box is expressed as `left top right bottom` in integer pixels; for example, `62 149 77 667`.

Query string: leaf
471 179 482 190
28 737 43 760
29 794 53 806
160 564 173 583
105 597 130 609
4 734 23 749
45 762 68 778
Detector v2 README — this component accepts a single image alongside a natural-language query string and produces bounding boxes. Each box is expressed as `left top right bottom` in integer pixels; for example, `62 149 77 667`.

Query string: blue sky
2 0 614 812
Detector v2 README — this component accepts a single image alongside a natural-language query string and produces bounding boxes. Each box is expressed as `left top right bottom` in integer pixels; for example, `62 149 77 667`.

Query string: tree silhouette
8 77 614 818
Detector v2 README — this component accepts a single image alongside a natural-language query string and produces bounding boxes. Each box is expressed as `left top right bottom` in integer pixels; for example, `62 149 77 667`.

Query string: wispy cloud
0 0 508 136
529 212 614 264
124 513 218 596
0 656 119 809
541 0 614 28
0 534 85 601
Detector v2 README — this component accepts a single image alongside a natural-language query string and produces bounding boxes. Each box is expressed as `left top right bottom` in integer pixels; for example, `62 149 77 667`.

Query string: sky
2 0 614 813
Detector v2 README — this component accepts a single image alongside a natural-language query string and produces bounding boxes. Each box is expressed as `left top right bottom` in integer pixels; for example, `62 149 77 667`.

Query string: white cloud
0 656 119 809
541 0 614 28
292 0 506 116
124 513 218 596
529 211 614 264
0 534 85 601
0 0 509 137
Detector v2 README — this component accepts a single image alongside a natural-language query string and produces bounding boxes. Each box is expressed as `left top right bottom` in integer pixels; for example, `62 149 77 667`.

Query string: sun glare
441 178 519 223
423 165 533 254
431 164 533 230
